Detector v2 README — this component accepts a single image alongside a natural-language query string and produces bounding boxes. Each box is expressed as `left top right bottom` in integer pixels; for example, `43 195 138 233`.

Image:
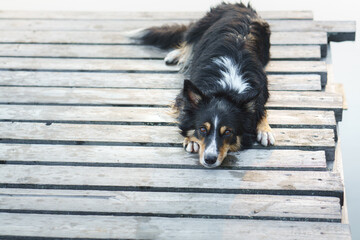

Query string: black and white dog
134 2 275 168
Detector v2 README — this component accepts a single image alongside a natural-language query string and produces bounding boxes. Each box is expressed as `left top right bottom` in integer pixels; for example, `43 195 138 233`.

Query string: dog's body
135 2 275 168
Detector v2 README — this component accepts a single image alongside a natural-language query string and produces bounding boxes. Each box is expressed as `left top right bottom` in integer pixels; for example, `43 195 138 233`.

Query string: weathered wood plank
0 57 326 73
267 20 356 41
0 88 343 120
0 144 327 170
0 213 351 240
267 91 342 121
0 44 321 60
271 31 327 45
0 165 343 196
0 122 335 148
0 58 328 85
0 10 314 20
0 71 322 91
0 31 327 46
0 19 354 40
0 57 174 72
272 32 328 56
268 74 321 91
0 189 340 221
269 45 320 60
0 105 336 129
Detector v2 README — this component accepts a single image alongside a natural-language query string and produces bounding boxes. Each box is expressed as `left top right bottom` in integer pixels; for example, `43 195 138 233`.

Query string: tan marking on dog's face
229 136 242 152
220 126 227 135
187 125 241 168
216 134 241 164
203 122 211 132
217 143 231 164
220 126 233 136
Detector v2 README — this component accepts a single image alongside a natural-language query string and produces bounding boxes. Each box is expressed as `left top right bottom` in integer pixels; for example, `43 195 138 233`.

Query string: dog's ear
183 80 206 108
243 89 261 103
230 88 261 112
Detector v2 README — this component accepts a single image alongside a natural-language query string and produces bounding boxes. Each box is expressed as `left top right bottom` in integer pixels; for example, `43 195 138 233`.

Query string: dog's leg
183 137 200 153
165 49 182 65
257 113 275 146
165 43 193 70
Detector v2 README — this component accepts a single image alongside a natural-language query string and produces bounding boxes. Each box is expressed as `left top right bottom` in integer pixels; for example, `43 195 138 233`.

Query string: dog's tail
129 24 189 49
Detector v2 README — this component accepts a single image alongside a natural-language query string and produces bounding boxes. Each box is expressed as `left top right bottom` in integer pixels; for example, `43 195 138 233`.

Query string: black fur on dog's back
137 2 270 65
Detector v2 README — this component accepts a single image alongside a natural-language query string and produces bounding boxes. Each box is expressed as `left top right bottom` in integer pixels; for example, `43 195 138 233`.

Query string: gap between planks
0 122 337 162
0 165 344 200
0 188 341 222
0 87 343 121
0 58 329 86
0 143 327 170
0 122 335 148
0 106 336 129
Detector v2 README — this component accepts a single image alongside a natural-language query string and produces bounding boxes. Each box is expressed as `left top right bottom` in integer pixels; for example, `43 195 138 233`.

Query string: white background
0 0 359 236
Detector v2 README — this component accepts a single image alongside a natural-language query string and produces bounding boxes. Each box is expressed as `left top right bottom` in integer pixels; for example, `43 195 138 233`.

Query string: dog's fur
134 2 275 168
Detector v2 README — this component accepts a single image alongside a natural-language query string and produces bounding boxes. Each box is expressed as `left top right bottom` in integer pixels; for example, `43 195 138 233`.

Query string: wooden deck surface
0 10 355 239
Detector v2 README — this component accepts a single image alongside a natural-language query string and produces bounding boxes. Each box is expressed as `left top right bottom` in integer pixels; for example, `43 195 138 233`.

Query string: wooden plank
0 189 340 221
0 31 327 46
0 144 327 170
0 57 180 72
0 44 321 60
265 61 327 85
0 165 343 196
271 31 327 45
0 213 351 240
334 140 349 224
266 91 343 121
272 32 328 57
0 58 328 84
0 10 314 20
0 122 335 148
269 45 320 60
0 19 354 40
0 57 326 72
0 105 336 129
0 71 322 91
326 83 347 109
0 88 343 121
267 20 356 41
268 75 321 91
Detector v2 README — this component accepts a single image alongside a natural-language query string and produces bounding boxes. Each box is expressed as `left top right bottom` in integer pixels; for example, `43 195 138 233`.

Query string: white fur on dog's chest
213 56 250 94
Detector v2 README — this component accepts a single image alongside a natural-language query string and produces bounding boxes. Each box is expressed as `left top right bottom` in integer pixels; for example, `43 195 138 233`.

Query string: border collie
134 2 275 168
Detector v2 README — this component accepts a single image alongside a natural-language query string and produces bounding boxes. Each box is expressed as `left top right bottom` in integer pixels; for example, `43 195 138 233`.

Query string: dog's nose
204 156 217 165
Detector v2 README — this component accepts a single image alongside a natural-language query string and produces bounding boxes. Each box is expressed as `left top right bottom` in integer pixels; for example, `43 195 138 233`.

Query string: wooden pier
0 10 355 239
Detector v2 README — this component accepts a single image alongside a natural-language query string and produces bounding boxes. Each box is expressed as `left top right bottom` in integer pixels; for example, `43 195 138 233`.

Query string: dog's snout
204 155 217 165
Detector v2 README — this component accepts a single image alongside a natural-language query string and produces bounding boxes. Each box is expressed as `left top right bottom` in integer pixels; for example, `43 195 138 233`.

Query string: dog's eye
199 127 207 133
224 129 232 136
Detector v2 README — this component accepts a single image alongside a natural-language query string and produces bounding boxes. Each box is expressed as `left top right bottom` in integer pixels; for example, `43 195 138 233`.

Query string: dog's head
180 80 258 168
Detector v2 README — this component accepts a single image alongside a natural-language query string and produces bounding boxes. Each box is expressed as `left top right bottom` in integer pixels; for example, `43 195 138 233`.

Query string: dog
133 2 275 168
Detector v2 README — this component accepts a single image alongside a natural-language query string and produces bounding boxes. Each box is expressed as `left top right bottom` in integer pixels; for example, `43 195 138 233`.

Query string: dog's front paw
257 130 275 147
183 138 199 153
257 114 275 147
